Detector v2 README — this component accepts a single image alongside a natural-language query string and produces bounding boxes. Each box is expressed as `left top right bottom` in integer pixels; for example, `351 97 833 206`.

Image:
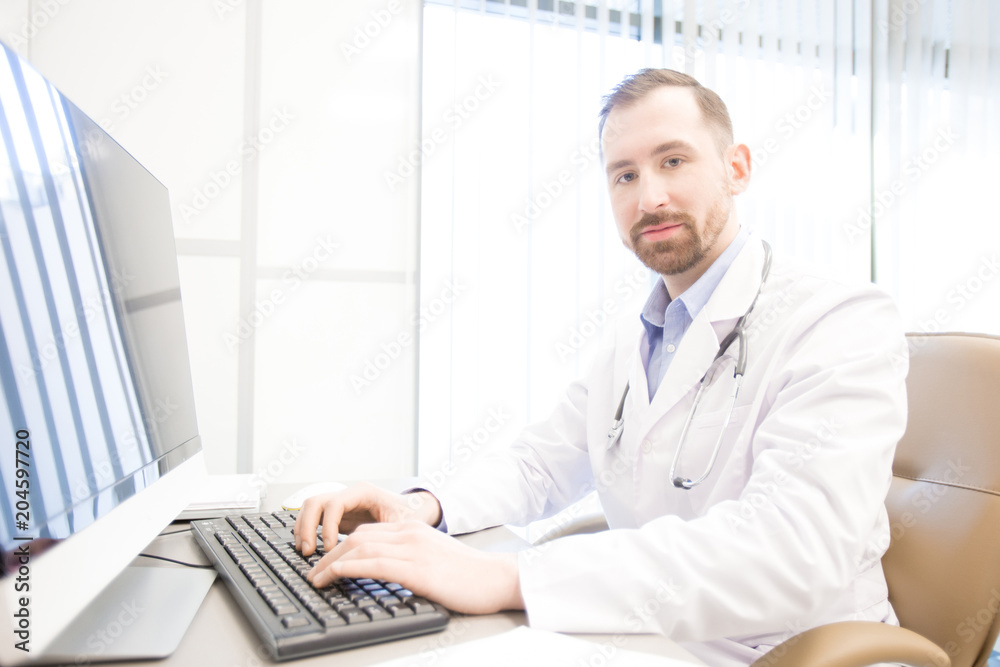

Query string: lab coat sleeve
517 284 908 643
426 355 608 536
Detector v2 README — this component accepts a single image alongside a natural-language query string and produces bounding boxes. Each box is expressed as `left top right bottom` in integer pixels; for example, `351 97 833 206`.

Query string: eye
616 171 637 185
664 157 683 168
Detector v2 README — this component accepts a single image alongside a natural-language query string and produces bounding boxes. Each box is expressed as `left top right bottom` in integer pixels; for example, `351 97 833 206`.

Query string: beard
628 194 732 276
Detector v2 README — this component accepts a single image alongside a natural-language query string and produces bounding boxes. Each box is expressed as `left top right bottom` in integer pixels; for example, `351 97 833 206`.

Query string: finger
294 495 331 556
309 540 414 589
318 482 390 545
296 485 375 554
310 522 408 575
298 488 362 556
317 501 349 554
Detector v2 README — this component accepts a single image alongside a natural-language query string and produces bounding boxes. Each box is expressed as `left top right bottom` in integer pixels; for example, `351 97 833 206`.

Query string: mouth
638 221 684 242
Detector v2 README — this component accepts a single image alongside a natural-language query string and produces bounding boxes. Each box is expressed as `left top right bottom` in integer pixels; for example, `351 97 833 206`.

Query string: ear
726 144 751 195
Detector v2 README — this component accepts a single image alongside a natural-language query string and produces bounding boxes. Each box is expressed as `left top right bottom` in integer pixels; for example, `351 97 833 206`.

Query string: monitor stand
42 566 216 663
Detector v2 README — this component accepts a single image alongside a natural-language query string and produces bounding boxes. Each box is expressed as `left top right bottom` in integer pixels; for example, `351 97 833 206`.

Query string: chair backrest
883 333 1000 667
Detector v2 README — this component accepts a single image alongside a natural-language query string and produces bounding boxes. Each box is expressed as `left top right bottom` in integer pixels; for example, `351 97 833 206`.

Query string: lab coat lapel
643 238 767 423
702 236 768 325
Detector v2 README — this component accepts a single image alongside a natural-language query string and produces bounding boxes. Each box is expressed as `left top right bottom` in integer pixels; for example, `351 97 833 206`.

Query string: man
295 69 908 665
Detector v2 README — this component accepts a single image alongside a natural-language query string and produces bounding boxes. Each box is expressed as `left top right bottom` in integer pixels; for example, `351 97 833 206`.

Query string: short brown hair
598 69 734 154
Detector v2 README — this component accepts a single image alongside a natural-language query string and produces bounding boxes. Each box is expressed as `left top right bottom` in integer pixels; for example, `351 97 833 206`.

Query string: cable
158 526 193 537
137 553 214 569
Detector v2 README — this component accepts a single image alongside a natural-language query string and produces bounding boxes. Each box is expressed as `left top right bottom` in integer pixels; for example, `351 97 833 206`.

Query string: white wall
2 0 422 483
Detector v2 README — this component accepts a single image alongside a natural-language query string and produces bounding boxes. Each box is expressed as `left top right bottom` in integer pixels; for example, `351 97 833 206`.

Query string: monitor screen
0 42 201 566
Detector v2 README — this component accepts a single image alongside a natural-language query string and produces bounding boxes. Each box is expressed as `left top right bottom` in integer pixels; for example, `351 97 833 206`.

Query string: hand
294 482 441 556
307 520 524 615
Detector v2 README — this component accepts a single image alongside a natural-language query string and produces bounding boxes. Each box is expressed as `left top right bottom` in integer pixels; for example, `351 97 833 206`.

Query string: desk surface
112 482 705 666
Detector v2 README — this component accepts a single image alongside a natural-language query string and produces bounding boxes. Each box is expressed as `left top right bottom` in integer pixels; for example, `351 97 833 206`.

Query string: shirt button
666 344 676 353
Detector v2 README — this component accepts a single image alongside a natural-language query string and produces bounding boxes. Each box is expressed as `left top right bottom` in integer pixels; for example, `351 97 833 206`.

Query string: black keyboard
191 511 449 661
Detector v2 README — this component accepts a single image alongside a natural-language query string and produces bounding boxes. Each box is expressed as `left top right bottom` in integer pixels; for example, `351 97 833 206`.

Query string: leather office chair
753 332 1000 667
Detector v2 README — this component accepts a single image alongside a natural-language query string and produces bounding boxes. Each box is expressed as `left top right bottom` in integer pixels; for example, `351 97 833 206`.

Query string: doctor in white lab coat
297 69 909 666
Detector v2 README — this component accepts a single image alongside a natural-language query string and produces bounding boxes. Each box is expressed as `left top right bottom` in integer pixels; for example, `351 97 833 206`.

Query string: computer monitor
0 41 209 664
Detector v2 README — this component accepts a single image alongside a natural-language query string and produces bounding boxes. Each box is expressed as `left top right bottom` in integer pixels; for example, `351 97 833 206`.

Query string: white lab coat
430 237 909 665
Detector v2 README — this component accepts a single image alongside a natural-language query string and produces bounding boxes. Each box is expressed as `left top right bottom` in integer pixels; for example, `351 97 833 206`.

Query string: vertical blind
417 0 999 498
873 0 1000 336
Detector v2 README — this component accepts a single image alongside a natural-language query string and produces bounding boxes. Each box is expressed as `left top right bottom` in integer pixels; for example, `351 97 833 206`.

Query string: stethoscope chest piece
606 380 630 450
607 420 624 449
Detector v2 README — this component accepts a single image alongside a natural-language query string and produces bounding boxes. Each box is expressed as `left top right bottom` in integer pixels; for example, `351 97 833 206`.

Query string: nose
637 172 670 214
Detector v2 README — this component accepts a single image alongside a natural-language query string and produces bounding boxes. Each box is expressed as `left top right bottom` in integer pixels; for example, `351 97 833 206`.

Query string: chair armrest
532 512 609 545
750 621 950 667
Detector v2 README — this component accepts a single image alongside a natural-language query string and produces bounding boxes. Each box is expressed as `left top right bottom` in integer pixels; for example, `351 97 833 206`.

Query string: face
601 86 748 287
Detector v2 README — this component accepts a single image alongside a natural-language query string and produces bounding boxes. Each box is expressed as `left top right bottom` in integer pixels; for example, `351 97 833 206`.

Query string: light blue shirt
640 226 750 401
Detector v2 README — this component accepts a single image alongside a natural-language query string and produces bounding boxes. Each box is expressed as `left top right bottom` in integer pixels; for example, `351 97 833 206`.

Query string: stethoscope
606 240 772 490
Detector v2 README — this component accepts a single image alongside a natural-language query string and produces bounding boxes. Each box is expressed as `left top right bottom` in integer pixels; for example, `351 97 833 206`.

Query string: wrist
492 552 525 611
409 490 443 527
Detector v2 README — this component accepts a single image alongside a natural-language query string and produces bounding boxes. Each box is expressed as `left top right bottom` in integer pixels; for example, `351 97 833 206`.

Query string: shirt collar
639 225 750 331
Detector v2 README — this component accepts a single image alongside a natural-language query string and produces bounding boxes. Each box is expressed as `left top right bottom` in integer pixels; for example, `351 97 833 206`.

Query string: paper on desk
371 626 695 666
177 473 262 520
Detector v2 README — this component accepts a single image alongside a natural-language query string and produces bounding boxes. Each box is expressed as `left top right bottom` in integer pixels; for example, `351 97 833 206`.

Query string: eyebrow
651 140 697 158
604 139 698 175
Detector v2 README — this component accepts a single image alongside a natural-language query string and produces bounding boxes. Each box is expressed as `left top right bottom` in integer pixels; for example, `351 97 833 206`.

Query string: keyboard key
339 608 370 625
247 573 269 588
385 603 414 617
282 615 310 628
258 529 282 544
273 603 298 616
364 606 392 621
406 598 436 614
289 584 312 599
305 600 329 616
318 613 346 628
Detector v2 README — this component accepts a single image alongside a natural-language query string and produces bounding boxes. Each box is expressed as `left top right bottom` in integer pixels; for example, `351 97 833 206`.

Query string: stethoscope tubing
606 240 773 490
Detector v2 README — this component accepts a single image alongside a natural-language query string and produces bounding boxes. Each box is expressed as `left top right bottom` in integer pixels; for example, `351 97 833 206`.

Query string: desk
111 483 705 666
